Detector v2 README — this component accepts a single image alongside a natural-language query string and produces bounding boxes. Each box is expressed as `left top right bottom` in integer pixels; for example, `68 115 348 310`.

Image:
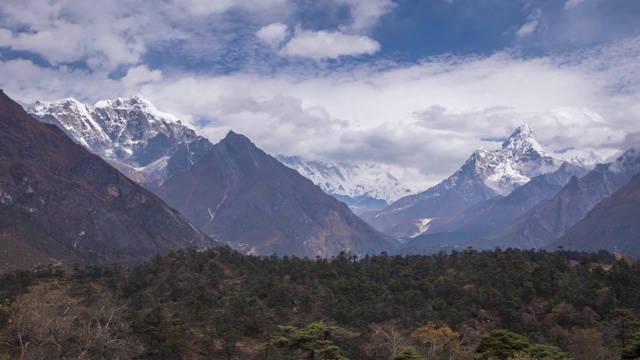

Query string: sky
1 0 640 190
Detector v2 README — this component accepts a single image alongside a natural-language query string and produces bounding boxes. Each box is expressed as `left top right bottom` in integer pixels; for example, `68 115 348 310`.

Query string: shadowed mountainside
156 131 392 258
0 90 218 272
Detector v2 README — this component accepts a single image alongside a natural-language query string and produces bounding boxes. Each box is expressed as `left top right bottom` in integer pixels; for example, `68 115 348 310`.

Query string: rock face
28 96 213 189
368 125 568 238
276 155 412 214
0 90 218 271
156 131 392 258
554 173 640 257
492 148 640 249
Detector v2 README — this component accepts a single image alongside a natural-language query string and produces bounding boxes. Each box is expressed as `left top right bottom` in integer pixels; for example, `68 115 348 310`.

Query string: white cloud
335 0 396 32
1 0 639 190
256 23 289 49
280 27 380 59
0 1 148 70
121 65 163 89
170 0 288 16
516 9 541 37
564 0 586 10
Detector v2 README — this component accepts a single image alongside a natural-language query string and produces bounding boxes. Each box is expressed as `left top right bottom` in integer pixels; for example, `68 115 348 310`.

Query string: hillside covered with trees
1 247 640 359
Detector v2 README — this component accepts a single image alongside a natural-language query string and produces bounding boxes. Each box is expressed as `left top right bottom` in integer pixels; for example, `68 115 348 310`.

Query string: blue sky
1 0 639 189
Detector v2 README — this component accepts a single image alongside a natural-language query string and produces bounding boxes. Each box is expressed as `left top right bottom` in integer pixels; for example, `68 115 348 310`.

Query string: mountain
0 90 218 272
28 96 213 189
156 131 392 258
276 155 412 214
396 162 591 254
368 124 567 238
428 162 591 235
554 173 640 257
486 148 640 249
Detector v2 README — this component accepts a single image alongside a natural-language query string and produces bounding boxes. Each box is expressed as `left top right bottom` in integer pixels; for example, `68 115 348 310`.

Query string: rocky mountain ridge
28 96 213 189
367 124 572 238
0 90 218 272
156 131 393 258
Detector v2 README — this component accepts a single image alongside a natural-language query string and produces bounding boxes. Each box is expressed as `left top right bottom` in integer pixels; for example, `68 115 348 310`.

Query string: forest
1 247 640 359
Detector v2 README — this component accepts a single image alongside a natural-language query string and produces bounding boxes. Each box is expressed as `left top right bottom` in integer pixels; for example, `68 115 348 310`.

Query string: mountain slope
368 125 567 238
554 173 640 257
28 96 213 188
156 132 392 258
428 162 591 234
488 148 640 249
0 90 218 271
276 155 412 214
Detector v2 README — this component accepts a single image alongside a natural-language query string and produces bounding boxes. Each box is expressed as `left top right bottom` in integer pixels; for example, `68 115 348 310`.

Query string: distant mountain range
366 124 590 238
0 90 218 272
276 156 412 214
28 97 413 215
554 172 640 255
21 94 640 260
502 148 640 249
397 147 640 256
29 96 213 189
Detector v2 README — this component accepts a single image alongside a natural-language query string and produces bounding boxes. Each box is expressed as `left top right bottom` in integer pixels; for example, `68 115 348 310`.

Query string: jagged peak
29 97 92 119
501 124 545 154
33 97 83 108
94 94 150 108
94 95 179 122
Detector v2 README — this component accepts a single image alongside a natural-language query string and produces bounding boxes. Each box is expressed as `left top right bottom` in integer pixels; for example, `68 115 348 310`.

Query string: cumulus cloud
1 1 640 189
256 23 289 49
280 27 381 59
0 1 147 70
121 65 163 89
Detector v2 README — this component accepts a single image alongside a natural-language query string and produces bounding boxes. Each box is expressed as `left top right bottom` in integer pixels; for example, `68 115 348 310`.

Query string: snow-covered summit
472 124 563 195
501 124 546 155
564 151 603 168
94 95 180 123
28 96 212 188
370 124 573 237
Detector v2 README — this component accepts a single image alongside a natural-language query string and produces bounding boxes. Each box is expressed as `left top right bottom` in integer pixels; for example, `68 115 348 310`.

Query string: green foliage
476 329 529 359
621 333 640 359
269 322 357 359
527 344 570 359
393 348 426 360
2 247 640 359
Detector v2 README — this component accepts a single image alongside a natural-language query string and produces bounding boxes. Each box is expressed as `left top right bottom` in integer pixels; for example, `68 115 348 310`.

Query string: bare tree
1 280 143 359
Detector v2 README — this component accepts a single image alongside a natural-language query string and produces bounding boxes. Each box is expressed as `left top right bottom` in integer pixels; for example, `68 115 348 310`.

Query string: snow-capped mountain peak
565 151 602 168
472 124 563 195
94 95 180 123
276 155 413 212
369 124 578 238
28 96 213 189
501 123 546 156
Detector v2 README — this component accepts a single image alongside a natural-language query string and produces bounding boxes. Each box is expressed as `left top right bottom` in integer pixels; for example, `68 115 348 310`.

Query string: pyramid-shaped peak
224 130 250 142
502 124 544 154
